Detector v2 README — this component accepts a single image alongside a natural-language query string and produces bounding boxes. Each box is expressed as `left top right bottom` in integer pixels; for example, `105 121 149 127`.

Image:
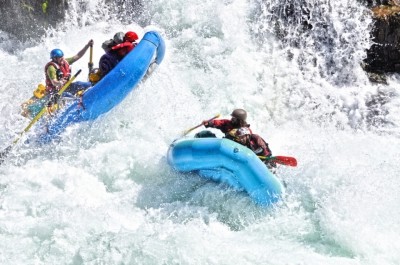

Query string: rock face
0 0 68 41
364 4 400 76
0 0 144 41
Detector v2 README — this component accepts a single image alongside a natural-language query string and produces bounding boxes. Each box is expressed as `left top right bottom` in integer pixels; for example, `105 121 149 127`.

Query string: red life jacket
45 59 71 93
249 134 272 157
111 41 137 57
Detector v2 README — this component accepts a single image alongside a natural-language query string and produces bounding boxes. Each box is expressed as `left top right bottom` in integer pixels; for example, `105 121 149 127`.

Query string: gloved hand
47 93 60 107
87 39 94 47
56 69 64 80
202 120 211 127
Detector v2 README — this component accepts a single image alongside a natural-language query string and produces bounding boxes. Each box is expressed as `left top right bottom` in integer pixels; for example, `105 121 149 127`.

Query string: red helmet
124 31 139 42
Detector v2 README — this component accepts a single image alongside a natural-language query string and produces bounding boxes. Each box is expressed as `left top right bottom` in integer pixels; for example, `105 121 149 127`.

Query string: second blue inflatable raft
167 137 285 206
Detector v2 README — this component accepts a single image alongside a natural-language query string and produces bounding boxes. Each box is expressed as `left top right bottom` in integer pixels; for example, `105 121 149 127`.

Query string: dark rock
0 0 68 41
0 0 146 42
364 4 400 81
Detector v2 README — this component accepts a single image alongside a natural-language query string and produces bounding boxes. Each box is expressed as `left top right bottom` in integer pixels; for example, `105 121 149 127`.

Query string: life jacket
45 59 71 93
111 41 137 57
249 134 272 157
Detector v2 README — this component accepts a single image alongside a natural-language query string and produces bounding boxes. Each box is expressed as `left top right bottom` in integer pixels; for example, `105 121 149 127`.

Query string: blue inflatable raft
33 30 165 143
167 137 285 206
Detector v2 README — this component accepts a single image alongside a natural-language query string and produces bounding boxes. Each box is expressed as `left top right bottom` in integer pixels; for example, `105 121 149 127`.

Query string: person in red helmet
97 31 139 80
202 109 252 141
111 31 139 58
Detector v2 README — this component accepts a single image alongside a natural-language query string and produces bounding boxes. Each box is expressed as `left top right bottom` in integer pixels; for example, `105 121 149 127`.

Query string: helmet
50 49 64 59
124 31 139 42
113 32 125 44
102 39 114 52
231 109 247 121
236 127 251 137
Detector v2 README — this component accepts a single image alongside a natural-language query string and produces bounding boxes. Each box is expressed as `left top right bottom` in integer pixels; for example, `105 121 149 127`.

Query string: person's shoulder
45 61 56 67
65 57 75 64
46 63 56 72
250 133 263 139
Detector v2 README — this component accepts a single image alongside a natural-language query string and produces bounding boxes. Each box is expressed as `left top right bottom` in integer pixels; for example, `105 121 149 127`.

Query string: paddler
45 39 94 100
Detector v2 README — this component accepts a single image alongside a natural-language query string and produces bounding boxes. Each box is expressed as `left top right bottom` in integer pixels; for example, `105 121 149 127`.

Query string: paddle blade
272 156 297 167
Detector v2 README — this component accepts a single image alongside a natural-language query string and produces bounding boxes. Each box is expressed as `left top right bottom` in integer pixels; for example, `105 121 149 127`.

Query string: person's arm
203 120 214 128
203 119 230 128
69 39 94 64
252 134 272 156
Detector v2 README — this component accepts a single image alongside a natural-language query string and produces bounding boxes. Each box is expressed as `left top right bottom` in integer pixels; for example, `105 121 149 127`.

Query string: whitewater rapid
0 0 399 264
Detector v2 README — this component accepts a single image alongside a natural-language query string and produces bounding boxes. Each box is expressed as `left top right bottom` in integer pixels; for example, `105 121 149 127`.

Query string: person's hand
58 78 68 87
47 93 60 107
202 120 210 127
87 39 94 47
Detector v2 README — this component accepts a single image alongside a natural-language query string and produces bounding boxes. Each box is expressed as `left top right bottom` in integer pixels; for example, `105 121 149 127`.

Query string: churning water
0 0 399 264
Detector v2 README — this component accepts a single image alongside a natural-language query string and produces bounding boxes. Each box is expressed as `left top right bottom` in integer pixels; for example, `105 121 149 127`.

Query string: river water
0 0 399 264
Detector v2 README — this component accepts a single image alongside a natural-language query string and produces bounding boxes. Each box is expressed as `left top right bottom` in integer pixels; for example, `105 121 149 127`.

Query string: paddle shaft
0 69 82 164
23 69 82 133
88 44 93 73
183 114 220 136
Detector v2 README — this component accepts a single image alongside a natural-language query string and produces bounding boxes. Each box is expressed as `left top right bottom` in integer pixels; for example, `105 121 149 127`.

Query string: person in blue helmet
45 39 94 98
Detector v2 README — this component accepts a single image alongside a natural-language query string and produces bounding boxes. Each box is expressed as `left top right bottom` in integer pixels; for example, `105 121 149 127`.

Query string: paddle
88 44 93 74
0 69 82 165
258 155 297 167
182 114 220 136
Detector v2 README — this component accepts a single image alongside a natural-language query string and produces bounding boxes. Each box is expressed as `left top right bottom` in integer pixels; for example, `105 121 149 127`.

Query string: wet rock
364 3 400 81
0 0 68 41
0 0 144 42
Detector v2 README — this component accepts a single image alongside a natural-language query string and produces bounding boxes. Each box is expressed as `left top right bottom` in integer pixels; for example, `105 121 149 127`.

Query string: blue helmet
50 49 64 59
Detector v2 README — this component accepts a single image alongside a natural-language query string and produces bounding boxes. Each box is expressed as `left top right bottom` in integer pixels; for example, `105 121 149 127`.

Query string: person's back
99 51 120 77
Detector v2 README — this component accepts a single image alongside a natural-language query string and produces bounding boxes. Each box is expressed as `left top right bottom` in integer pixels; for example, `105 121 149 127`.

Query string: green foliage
42 0 48 14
